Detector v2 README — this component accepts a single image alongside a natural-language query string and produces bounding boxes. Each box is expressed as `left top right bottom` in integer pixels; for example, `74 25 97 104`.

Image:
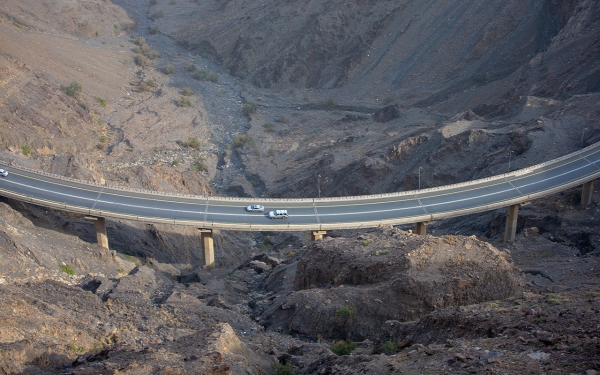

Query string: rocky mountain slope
0 0 599 373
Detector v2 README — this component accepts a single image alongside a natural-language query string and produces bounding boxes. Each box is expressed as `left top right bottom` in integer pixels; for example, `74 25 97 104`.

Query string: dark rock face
373 105 401 123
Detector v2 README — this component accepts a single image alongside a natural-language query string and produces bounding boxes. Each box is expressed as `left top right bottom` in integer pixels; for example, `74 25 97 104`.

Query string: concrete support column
85 216 109 249
503 204 520 243
415 221 434 236
311 230 327 241
199 229 214 267
582 180 595 206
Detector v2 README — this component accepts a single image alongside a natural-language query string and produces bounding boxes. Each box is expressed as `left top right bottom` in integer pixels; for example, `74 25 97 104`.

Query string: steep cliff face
161 0 598 109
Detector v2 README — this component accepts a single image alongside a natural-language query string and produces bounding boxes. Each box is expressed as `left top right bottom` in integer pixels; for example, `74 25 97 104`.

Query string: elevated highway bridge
1 142 599 266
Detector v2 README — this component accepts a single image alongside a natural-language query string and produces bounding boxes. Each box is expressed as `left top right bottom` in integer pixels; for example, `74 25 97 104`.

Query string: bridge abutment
311 230 327 241
85 216 109 249
582 180 595 206
415 221 434 235
199 229 214 267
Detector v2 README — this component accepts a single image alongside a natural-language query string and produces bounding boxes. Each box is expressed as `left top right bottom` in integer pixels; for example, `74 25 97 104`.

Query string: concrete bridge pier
415 221 435 235
199 229 214 267
311 230 327 241
85 216 109 249
582 180 595 206
503 202 530 243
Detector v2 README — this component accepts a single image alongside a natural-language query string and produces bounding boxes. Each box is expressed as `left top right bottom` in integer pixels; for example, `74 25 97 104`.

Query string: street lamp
317 174 321 199
507 151 514 173
581 128 588 148
418 167 422 190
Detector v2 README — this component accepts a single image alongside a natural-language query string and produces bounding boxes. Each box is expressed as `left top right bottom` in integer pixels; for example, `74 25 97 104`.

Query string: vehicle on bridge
246 204 265 212
268 209 289 219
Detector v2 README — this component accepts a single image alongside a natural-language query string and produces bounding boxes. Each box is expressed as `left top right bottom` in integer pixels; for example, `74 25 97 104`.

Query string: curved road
0 143 599 232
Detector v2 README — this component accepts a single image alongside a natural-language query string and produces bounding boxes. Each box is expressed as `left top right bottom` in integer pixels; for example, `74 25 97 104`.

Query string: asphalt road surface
0 143 599 231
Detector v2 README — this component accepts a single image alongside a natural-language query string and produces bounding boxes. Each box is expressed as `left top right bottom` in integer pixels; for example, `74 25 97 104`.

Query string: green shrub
147 50 160 59
187 64 196 72
176 96 193 107
21 145 31 156
233 134 255 148
114 24 119 31
193 70 208 80
324 96 337 107
62 81 82 98
145 79 157 87
184 136 201 149
374 249 389 256
152 10 164 19
99 135 109 144
276 115 288 123
330 340 356 356
134 53 149 66
381 340 397 355
335 305 356 326
263 122 275 132
95 97 107 107
162 64 175 75
12 21 25 29
267 148 275 157
191 157 207 172
208 73 219 83
273 360 294 375
78 102 89 110
149 25 159 35
60 265 75 275
181 87 194 96
243 102 258 116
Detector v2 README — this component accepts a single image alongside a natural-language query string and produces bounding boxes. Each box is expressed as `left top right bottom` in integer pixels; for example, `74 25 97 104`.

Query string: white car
246 204 264 212
268 210 289 219
0 169 7 177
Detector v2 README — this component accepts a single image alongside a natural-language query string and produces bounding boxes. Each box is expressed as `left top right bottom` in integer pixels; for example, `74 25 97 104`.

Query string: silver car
0 169 7 177
246 204 265 212
268 210 289 219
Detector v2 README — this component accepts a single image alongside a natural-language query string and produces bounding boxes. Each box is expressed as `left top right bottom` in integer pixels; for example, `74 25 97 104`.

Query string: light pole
507 151 514 173
418 167 422 190
317 174 321 199
581 128 587 148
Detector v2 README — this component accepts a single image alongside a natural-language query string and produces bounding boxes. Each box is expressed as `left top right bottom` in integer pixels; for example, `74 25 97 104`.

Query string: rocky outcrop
260 227 523 340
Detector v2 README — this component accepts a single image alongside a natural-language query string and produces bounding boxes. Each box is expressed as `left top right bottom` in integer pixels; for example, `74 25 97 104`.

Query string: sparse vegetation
207 73 219 83
276 115 288 123
183 136 201 149
187 64 196 72
273 360 294 375
335 305 357 326
149 25 159 35
162 64 175 75
78 102 89 110
267 148 275 157
374 249 389 256
191 157 208 172
62 81 82 98
67 342 86 355
12 21 25 29
21 145 31 156
95 97 107 107
60 264 75 275
193 70 208 80
134 54 150 67
152 10 164 19
330 340 357 356
381 339 398 355
263 122 275 132
176 96 193 107
181 87 194 96
233 134 255 148
243 102 258 116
